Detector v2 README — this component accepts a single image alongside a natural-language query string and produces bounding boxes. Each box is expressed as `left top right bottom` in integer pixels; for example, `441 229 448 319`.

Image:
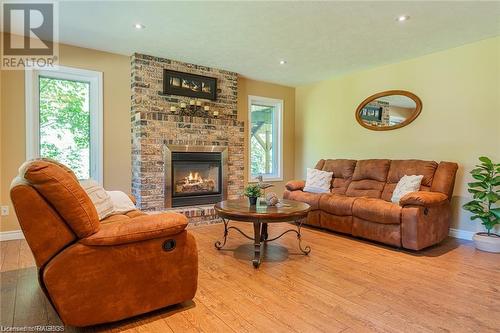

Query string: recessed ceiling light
134 23 145 29
396 15 410 22
279 60 287 65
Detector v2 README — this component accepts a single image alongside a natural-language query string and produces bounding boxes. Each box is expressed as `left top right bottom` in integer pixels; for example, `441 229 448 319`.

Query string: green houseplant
244 184 262 206
462 156 500 252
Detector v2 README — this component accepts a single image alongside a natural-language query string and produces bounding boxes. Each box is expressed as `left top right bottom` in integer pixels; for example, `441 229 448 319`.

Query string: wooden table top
214 199 310 222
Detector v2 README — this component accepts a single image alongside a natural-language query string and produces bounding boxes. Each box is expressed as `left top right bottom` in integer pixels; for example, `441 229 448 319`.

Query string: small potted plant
244 184 262 206
462 156 500 253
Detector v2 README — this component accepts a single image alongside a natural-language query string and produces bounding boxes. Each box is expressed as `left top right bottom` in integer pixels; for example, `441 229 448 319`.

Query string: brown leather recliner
284 159 458 250
10 160 198 327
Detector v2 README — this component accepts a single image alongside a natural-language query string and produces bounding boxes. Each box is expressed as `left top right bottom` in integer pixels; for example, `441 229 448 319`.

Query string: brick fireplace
131 53 244 211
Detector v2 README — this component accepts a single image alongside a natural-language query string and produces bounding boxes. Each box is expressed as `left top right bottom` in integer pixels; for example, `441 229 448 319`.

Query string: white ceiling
56 1 500 86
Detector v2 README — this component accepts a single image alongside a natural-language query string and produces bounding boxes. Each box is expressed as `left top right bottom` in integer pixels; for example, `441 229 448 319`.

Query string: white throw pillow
391 175 424 204
106 191 136 214
80 179 114 220
303 168 333 193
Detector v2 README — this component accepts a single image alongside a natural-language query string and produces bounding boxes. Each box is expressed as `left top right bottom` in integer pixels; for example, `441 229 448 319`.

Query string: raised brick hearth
131 53 244 213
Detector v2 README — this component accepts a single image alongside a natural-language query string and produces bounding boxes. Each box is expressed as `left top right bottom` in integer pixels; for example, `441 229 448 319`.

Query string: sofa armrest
286 180 306 191
81 212 188 246
400 191 448 207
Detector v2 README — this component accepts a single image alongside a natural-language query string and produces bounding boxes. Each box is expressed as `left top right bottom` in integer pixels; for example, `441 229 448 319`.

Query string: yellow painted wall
0 42 131 232
237 77 295 196
295 36 500 232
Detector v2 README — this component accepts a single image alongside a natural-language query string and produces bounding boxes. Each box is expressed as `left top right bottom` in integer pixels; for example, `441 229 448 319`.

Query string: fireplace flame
187 172 203 183
176 170 216 194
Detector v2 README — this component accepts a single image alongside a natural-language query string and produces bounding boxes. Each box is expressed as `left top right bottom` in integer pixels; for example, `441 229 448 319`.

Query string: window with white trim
25 66 103 182
248 96 283 182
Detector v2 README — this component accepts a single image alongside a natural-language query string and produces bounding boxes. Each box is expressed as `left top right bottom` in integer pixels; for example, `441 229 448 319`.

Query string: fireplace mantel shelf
136 112 244 127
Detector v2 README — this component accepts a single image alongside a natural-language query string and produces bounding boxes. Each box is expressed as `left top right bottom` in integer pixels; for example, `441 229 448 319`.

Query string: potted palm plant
462 156 500 253
244 184 262 206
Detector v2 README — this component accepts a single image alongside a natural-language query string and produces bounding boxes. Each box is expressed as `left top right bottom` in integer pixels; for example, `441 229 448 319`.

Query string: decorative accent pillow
391 175 424 204
303 168 333 193
106 191 136 214
80 179 114 220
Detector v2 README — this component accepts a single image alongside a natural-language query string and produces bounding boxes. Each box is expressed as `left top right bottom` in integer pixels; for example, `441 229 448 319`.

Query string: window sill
249 177 283 183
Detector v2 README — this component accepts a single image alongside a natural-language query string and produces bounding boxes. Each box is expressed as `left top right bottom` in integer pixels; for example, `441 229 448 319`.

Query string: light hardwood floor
1 222 499 332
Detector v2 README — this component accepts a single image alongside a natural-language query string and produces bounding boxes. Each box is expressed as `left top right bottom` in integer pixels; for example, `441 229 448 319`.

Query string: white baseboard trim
449 228 475 241
0 230 24 241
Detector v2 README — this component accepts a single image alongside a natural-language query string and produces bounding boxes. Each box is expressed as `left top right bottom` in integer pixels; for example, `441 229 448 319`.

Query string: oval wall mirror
355 90 422 131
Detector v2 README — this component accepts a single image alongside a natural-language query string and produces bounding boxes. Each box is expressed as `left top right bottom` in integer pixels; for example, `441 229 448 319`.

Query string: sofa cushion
387 160 438 186
352 159 391 182
22 160 100 238
346 179 386 198
284 190 323 210
319 194 358 216
101 214 130 224
100 210 147 224
381 160 438 201
125 210 147 218
81 213 188 246
321 159 357 195
347 159 390 198
314 159 326 170
352 197 402 224
18 157 78 182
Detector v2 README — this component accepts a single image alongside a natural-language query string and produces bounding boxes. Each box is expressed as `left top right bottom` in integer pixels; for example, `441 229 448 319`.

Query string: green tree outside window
39 76 90 179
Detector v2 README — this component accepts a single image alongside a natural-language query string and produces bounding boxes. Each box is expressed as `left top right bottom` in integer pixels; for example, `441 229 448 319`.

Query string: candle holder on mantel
175 100 212 117
177 102 187 116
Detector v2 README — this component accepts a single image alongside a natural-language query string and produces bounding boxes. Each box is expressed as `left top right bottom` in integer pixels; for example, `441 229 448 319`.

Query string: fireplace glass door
168 149 226 208
171 152 223 207
173 161 221 197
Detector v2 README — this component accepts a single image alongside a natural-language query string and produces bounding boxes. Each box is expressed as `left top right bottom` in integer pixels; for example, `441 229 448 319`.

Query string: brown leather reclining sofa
10 160 198 327
284 159 458 250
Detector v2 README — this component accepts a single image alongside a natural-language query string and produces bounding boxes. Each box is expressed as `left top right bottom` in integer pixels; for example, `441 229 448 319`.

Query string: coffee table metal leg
214 218 229 250
261 222 268 241
296 218 311 255
214 215 309 267
253 221 262 268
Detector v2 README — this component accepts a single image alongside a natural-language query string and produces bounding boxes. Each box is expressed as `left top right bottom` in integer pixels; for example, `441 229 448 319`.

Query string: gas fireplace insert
165 145 228 207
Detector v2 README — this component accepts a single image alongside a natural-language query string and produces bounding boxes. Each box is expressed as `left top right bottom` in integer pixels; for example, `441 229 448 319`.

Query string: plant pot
472 232 500 253
248 197 258 206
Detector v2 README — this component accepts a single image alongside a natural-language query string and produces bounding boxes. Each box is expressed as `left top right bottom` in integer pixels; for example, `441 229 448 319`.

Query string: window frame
248 95 283 182
25 65 103 183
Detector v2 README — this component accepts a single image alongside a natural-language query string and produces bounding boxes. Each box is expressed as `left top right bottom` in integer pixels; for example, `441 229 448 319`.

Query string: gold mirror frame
355 90 422 131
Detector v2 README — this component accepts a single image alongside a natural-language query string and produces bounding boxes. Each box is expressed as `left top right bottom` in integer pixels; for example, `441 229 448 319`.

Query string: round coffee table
214 199 311 268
